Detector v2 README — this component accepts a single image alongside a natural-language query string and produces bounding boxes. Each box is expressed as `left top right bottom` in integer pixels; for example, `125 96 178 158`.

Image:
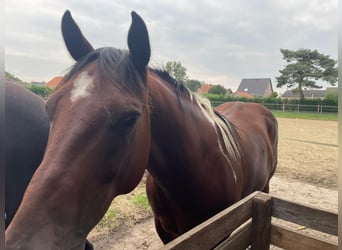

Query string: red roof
234 91 254 99
46 76 63 89
197 84 213 94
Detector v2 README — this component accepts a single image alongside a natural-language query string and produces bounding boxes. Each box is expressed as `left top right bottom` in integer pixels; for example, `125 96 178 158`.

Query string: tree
26 85 52 99
208 85 227 95
165 61 188 82
270 92 278 98
5 72 25 83
325 89 338 103
185 79 202 92
276 49 337 100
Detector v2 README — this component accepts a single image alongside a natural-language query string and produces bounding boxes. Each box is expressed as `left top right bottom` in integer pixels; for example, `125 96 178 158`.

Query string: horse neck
147 72 242 199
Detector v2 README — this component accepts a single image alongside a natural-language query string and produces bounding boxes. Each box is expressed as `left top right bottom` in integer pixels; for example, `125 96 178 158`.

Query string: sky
5 0 338 93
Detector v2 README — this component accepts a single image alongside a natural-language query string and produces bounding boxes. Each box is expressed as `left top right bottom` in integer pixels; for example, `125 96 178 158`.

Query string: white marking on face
70 71 94 103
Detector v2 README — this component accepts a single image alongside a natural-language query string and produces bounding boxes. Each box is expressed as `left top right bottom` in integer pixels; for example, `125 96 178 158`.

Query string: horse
5 10 151 249
5 80 49 228
6 10 278 248
5 81 95 249
145 72 278 242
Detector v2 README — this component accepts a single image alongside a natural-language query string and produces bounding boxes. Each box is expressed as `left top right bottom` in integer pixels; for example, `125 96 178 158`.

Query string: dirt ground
88 118 338 249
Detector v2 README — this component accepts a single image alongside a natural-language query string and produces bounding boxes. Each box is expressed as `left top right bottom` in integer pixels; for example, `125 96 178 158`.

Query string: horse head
5 10 151 249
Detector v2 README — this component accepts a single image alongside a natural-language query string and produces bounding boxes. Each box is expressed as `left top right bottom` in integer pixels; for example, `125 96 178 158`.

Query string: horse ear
61 10 94 61
127 12 151 72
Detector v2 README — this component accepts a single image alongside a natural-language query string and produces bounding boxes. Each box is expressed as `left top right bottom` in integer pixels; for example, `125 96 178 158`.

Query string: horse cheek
116 109 150 194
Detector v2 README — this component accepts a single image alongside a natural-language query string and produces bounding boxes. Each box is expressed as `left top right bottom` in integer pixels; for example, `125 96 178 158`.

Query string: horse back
5 81 49 227
216 101 278 195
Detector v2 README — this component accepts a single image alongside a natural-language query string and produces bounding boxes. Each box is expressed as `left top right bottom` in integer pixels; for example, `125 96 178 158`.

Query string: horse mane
150 68 187 94
195 95 241 167
61 47 146 97
151 68 241 169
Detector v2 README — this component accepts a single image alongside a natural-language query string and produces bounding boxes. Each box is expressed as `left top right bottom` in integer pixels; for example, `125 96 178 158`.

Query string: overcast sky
5 0 338 92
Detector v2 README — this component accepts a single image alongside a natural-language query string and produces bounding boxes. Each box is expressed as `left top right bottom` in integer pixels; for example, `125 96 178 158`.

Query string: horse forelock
62 47 146 97
195 95 241 175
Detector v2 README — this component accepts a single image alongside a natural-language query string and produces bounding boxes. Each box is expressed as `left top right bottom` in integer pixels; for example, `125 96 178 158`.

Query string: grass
272 111 338 121
90 184 152 233
131 192 150 211
97 209 117 227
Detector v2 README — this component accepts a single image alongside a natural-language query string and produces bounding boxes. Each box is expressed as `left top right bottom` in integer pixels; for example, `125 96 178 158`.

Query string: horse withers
5 11 151 249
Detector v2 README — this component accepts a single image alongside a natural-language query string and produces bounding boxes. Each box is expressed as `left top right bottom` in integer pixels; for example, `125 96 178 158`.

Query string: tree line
165 48 337 100
7 48 337 100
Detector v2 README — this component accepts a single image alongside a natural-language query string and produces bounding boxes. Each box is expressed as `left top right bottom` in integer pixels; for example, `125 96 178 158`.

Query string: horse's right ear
61 10 94 61
127 12 150 72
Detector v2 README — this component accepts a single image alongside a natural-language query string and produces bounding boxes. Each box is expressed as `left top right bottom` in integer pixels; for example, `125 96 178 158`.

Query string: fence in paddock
262 103 338 114
210 101 338 114
162 191 338 250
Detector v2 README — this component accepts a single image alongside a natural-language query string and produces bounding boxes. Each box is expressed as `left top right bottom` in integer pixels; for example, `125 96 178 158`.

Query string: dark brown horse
6 10 277 248
5 81 49 228
5 10 151 249
145 72 278 243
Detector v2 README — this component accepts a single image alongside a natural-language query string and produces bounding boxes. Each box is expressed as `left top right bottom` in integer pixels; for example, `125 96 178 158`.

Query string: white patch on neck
195 95 239 183
70 71 94 103
185 86 193 103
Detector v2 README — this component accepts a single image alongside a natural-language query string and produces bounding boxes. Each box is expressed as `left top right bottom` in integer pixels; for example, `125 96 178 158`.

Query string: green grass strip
272 111 337 121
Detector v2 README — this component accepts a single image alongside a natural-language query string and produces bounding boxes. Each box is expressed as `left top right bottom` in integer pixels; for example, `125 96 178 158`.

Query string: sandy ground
89 176 338 250
88 118 338 249
275 118 337 189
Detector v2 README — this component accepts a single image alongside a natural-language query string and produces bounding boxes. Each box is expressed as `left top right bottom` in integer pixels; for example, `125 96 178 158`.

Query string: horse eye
119 112 140 128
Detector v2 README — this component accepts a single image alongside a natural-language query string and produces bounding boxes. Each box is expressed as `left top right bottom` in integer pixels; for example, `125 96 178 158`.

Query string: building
197 84 214 94
197 84 232 95
281 88 337 100
46 76 63 89
235 78 273 98
31 81 45 86
234 91 254 99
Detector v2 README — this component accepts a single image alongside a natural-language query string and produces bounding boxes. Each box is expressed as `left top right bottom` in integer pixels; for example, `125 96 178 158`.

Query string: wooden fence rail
162 191 338 250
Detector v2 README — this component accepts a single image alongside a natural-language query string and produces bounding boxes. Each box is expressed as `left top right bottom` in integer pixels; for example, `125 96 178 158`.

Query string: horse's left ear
61 10 94 61
127 12 151 72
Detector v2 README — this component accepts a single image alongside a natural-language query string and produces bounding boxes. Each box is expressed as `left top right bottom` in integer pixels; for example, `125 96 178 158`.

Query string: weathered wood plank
213 220 252 250
251 193 272 250
271 222 338 250
162 191 259 250
271 194 338 236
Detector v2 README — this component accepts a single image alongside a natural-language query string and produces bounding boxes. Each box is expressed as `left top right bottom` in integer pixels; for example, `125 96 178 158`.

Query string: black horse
5 81 49 228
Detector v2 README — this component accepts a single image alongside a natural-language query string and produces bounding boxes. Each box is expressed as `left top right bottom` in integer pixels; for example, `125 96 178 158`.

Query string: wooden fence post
251 193 272 250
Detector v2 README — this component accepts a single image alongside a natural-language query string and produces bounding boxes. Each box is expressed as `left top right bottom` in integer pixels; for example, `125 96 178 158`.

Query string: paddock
89 117 338 249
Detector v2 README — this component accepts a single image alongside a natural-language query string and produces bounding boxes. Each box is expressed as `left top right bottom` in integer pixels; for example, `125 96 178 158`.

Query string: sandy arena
88 117 338 249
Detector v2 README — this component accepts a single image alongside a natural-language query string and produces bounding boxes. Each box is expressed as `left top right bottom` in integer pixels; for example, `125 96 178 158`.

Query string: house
235 78 273 98
326 87 338 94
234 91 254 99
46 76 63 89
197 84 232 95
31 81 45 86
281 88 336 100
197 84 214 94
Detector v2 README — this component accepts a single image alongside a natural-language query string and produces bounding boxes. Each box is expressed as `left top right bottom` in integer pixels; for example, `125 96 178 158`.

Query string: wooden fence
162 191 338 250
